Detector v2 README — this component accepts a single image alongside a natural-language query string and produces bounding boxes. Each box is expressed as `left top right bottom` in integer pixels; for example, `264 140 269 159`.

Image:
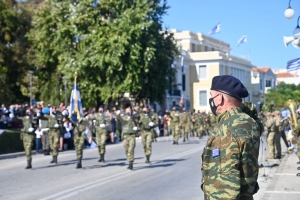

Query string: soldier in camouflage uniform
46 107 61 164
190 110 197 137
73 117 91 169
93 107 109 163
208 111 217 135
170 106 180 145
21 108 36 169
120 107 138 170
179 107 190 142
201 75 261 200
265 112 276 159
150 108 159 142
197 112 205 138
140 107 155 163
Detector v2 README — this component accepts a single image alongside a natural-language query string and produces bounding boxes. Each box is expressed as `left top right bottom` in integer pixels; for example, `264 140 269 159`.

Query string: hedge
0 131 25 154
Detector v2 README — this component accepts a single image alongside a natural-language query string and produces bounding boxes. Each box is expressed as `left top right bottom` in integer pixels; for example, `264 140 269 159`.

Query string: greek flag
208 23 221 36
237 35 247 47
287 58 300 71
69 78 83 121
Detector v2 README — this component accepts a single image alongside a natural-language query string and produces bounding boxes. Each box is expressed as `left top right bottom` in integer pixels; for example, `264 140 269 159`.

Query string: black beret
211 75 248 99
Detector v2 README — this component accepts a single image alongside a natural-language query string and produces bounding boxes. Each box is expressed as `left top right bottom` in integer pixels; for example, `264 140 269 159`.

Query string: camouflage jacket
201 107 260 199
73 119 89 138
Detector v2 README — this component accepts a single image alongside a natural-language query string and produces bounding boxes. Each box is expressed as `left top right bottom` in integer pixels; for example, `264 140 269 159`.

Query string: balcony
168 89 181 97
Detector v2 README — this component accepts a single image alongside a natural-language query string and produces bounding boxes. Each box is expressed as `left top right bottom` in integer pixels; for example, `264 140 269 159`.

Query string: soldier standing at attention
140 107 155 163
201 75 260 200
93 106 109 163
273 111 282 159
266 112 276 159
121 107 138 170
21 108 35 169
179 107 189 142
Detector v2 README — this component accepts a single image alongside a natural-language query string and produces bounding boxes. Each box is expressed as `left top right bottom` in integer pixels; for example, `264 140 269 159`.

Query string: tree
28 0 178 106
0 0 32 104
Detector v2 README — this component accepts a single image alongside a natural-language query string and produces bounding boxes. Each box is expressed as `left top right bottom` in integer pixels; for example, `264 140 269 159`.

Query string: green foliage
0 0 32 104
0 132 24 154
266 82 300 109
28 0 178 106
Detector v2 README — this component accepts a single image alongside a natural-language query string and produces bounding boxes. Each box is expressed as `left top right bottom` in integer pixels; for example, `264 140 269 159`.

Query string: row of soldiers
168 106 217 144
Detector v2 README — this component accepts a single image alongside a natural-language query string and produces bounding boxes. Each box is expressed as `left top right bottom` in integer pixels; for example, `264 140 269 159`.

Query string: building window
205 46 208 51
199 65 207 79
199 91 207 106
220 65 225 75
266 80 271 87
191 44 195 52
182 74 186 91
260 79 263 90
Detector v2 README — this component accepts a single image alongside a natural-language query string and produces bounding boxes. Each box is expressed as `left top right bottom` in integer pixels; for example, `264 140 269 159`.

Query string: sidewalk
254 136 300 200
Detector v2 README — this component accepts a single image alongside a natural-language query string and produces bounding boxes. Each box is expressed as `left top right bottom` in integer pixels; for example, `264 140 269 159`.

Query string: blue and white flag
208 23 221 36
237 35 247 47
287 58 300 71
69 77 83 122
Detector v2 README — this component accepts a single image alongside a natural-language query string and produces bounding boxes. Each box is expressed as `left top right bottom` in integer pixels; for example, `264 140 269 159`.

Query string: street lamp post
28 71 33 107
285 0 295 19
63 77 68 107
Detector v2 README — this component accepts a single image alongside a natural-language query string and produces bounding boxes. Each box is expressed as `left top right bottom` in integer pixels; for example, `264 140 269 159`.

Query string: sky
163 0 300 69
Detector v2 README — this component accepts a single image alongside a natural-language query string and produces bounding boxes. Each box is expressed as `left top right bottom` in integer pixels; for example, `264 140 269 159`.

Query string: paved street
0 136 206 200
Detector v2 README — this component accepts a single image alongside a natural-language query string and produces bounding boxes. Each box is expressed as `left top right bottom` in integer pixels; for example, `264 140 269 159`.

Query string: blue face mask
209 94 220 116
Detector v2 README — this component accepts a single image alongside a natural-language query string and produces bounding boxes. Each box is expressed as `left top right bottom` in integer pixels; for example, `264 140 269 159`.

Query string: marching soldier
140 107 155 163
93 106 109 163
179 107 189 142
170 106 180 145
208 111 217 135
189 110 197 137
197 112 205 138
150 108 159 142
72 115 91 169
21 108 36 169
47 107 61 164
120 107 138 170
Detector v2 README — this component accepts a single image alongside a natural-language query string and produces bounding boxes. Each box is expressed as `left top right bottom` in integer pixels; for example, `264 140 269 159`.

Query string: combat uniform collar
216 107 242 124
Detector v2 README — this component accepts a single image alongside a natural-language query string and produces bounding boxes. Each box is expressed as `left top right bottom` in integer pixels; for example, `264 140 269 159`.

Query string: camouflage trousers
198 126 205 137
141 131 152 156
171 123 180 142
116 129 122 140
267 132 276 157
49 129 60 156
181 124 189 138
23 133 34 161
123 135 136 162
42 131 50 150
274 132 281 157
190 125 197 136
96 130 106 155
74 135 85 160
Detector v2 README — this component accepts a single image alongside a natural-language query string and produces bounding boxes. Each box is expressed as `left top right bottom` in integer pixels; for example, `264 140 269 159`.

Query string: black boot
145 155 150 163
46 149 50 155
297 173 300 176
176 141 179 145
297 167 300 170
43 150 47 155
101 154 105 162
297 161 300 164
173 141 175 145
50 156 55 163
183 138 186 142
127 161 133 170
54 156 57 164
76 159 82 169
25 160 32 169
98 155 102 162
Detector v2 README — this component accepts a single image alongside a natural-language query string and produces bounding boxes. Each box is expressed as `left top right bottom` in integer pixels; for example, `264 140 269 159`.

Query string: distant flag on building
69 72 83 122
208 23 221 36
236 35 247 47
287 58 300 71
